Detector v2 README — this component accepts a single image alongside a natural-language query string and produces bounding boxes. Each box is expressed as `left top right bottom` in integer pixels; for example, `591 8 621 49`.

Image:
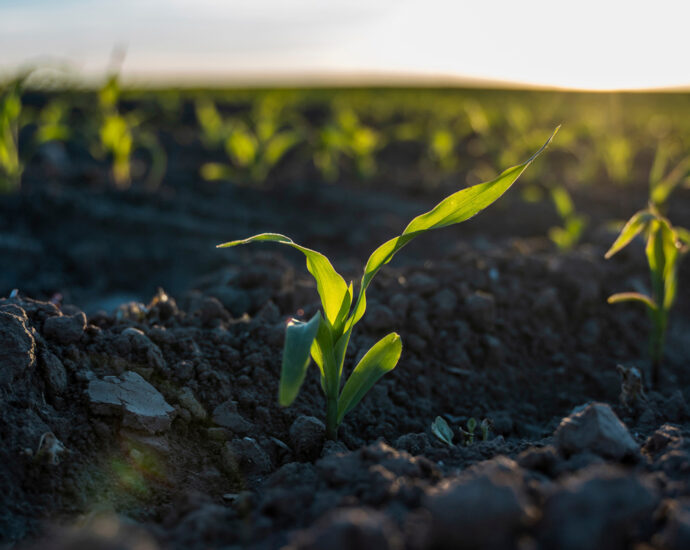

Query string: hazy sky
1 0 689 89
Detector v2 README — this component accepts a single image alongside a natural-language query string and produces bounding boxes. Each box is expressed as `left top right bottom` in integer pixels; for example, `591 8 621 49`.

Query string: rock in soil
554 402 639 460
87 370 176 433
289 415 326 461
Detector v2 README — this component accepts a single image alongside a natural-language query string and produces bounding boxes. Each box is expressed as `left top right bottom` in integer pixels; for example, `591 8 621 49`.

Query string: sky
1 0 689 90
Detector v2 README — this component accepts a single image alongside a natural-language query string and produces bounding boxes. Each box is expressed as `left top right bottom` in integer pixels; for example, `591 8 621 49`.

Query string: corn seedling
0 78 24 192
431 416 455 446
195 97 227 148
605 206 689 386
547 185 587 251
312 107 381 182
34 100 71 146
201 97 300 185
218 129 557 439
96 73 166 189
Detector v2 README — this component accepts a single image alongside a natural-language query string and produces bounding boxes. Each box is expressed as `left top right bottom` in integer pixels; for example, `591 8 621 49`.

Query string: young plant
547 185 587 251
605 206 689 386
200 96 300 185
312 107 381 182
431 416 455 447
95 73 167 189
0 77 24 192
218 129 558 439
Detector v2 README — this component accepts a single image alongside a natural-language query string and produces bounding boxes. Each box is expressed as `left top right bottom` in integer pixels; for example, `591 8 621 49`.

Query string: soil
1 94 690 550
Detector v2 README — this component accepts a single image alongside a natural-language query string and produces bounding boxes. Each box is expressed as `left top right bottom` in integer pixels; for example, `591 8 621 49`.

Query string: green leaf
607 292 657 311
551 186 574 219
279 313 321 406
217 233 349 326
431 416 454 447
336 333 402 424
310 316 339 397
651 156 690 207
347 127 559 328
605 210 654 259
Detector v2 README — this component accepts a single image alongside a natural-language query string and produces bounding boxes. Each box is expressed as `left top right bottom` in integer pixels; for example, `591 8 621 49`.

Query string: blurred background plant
0 76 24 192
199 95 301 185
93 71 167 189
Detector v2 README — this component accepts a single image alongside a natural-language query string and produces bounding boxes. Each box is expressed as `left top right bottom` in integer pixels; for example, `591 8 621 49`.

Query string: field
1 82 690 549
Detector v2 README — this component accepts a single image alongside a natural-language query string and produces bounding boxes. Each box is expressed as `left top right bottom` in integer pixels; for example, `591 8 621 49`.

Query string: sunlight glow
0 0 688 90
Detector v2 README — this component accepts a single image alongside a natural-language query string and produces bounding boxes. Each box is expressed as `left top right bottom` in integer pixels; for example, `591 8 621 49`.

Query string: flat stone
87 371 176 433
554 402 638 460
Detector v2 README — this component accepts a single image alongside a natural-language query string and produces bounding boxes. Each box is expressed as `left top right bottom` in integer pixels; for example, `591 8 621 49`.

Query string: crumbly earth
1 112 690 549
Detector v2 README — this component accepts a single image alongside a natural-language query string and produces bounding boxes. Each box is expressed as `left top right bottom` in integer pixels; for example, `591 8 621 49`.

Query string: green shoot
547 185 587 251
95 73 167 189
312 107 381 182
200 96 300 186
218 129 558 439
431 416 454 447
464 417 477 445
605 206 689 386
0 78 24 192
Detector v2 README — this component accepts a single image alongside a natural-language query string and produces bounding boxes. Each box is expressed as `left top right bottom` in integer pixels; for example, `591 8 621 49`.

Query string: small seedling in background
312 107 381 182
547 185 587 251
431 416 455 447
463 417 477 445
218 129 557 439
605 206 689 386
480 418 492 441
95 72 167 189
33 100 71 146
0 77 24 192
195 97 227 148
200 96 300 185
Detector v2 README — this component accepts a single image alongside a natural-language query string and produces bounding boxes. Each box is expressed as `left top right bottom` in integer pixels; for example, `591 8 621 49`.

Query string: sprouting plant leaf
431 416 454 447
347 126 559 328
218 128 557 439
606 207 687 386
336 333 402 424
551 186 574 219
279 313 322 406
604 210 655 259
607 292 657 311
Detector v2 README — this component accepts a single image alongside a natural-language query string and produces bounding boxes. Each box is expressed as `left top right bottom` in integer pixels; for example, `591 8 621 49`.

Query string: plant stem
325 394 338 441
